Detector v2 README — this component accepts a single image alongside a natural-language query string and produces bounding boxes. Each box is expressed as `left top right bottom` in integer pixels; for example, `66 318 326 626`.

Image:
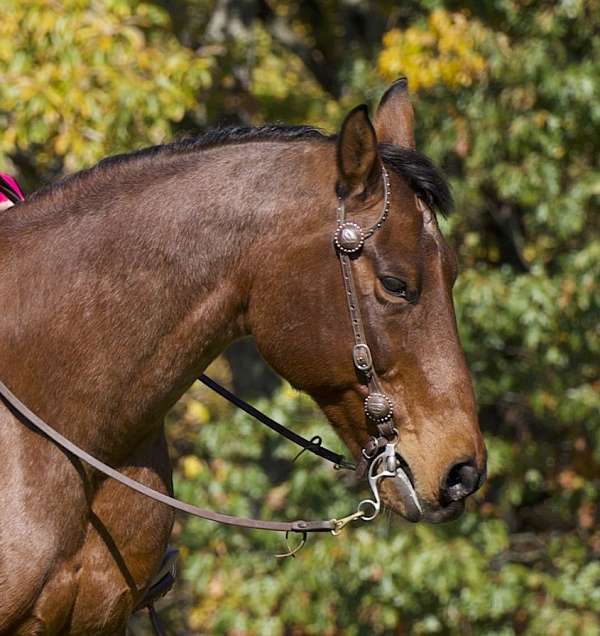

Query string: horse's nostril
442 460 482 504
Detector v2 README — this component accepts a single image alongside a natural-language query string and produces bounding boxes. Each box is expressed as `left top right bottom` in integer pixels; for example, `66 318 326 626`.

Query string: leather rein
0 167 421 545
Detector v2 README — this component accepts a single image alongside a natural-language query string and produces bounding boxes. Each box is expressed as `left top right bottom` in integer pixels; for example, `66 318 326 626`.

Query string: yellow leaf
186 400 210 424
181 455 204 480
378 10 488 92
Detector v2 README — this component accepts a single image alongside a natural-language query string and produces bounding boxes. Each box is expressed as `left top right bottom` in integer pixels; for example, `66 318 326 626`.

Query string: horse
0 79 486 634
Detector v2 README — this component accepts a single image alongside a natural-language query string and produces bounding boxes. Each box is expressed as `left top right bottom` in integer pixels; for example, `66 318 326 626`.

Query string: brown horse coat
0 82 485 634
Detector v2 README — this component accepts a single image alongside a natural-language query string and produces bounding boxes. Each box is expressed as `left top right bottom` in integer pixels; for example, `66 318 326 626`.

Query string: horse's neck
0 142 326 457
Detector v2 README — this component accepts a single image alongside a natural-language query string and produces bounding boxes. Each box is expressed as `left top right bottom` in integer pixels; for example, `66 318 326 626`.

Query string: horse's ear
336 104 381 198
374 77 415 149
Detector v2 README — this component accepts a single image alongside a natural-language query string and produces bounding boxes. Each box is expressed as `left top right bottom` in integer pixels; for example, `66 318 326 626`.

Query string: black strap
148 605 167 636
199 374 355 470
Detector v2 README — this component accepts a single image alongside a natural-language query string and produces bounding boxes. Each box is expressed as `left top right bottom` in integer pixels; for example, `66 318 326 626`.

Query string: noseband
0 167 420 549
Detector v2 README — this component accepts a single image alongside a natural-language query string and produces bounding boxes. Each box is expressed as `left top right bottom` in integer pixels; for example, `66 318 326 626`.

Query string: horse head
249 80 486 523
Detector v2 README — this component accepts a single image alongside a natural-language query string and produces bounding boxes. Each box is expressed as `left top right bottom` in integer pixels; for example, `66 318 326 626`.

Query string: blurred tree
0 0 211 187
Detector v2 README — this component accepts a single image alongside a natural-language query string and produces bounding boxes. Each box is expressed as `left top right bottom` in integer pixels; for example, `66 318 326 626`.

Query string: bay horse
0 80 486 634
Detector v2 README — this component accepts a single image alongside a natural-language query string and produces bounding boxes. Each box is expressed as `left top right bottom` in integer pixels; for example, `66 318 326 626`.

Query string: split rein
0 373 390 556
0 166 423 558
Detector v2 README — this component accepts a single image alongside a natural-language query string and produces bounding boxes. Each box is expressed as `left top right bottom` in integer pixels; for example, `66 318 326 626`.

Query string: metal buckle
330 510 365 535
352 344 373 375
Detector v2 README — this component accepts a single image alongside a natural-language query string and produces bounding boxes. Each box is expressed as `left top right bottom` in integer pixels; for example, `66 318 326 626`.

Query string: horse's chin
381 479 466 524
421 499 466 523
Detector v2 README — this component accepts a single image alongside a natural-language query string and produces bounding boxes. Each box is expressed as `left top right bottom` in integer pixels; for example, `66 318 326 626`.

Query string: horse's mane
29 124 453 216
379 143 453 217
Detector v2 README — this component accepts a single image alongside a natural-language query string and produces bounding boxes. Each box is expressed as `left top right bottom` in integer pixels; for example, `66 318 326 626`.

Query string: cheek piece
334 166 423 521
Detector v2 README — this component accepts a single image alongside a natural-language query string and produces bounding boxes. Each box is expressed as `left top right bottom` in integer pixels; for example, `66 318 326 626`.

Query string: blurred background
2 1 599 634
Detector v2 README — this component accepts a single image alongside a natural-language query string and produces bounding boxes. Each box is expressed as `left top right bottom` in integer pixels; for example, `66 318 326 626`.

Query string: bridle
333 165 421 521
0 167 421 541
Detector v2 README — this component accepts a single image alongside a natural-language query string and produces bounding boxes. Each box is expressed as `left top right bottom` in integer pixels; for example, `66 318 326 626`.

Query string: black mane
97 124 332 168
42 124 453 216
379 143 453 217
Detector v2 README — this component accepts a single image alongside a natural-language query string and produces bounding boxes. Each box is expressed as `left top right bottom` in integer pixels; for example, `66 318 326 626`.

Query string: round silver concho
364 392 394 423
334 222 365 254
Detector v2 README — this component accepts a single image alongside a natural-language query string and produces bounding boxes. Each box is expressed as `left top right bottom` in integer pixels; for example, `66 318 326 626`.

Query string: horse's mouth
379 456 423 522
379 455 466 524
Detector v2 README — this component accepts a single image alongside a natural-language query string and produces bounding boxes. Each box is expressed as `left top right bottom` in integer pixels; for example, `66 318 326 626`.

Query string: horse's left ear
336 104 381 198
374 77 416 149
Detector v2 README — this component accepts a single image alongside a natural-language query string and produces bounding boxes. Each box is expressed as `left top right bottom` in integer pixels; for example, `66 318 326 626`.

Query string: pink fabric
0 172 25 202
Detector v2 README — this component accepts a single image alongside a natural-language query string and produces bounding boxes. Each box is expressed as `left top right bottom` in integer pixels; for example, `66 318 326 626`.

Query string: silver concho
334 222 365 254
364 392 393 423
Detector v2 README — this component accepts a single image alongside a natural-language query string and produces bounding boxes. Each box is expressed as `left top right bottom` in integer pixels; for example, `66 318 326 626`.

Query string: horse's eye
380 276 408 298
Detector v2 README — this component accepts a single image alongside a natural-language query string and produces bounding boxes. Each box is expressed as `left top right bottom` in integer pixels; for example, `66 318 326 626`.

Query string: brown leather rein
0 167 422 544
0 378 340 534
